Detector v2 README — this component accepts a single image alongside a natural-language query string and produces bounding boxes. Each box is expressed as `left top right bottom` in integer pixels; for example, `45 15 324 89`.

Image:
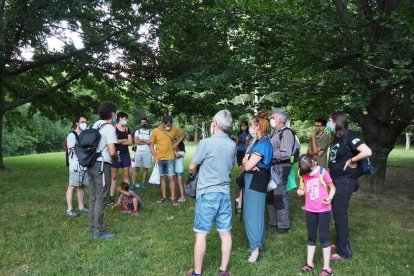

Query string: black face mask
141 124 148 128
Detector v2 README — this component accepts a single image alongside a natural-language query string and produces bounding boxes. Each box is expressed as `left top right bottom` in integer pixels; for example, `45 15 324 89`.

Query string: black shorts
236 151 246 166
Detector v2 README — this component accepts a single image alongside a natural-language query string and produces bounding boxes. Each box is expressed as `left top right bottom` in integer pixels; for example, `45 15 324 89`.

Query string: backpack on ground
279 127 301 163
74 123 109 168
65 131 78 166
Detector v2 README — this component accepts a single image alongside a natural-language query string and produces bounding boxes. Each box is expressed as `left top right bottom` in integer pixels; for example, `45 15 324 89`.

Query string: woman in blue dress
242 109 273 263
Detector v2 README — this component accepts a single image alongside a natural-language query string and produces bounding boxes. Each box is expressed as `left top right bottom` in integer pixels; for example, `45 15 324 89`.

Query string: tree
0 0 155 169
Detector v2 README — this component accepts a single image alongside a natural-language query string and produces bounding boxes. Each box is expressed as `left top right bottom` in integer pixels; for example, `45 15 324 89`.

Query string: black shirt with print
328 130 364 179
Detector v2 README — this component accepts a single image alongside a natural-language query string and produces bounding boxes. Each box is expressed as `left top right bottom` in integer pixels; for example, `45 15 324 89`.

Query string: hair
116 112 128 123
162 115 173 124
330 111 348 138
299 154 316 176
252 109 269 137
238 121 249 134
315 118 327 127
272 108 288 123
120 181 130 191
140 117 148 124
177 141 186 152
98 101 117 120
73 115 87 127
213 109 233 131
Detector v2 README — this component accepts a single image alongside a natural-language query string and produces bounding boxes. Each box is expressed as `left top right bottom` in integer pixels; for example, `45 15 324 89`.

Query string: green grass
0 147 413 275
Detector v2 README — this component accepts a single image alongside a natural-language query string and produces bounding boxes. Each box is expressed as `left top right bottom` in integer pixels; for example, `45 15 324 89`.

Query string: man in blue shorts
188 110 236 276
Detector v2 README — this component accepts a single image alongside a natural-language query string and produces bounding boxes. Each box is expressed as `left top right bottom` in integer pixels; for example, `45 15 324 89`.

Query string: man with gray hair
268 108 295 234
187 109 236 276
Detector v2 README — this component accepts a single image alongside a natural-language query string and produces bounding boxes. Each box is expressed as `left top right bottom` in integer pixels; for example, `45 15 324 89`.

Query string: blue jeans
193 192 232 234
158 159 175 176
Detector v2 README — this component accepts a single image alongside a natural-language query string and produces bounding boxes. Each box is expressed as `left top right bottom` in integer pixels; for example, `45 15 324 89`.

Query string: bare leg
219 231 232 271
168 175 176 199
142 168 148 184
110 167 118 197
132 197 138 211
122 167 129 183
66 185 75 210
160 176 167 199
132 167 140 184
77 186 85 209
194 233 207 274
177 175 184 198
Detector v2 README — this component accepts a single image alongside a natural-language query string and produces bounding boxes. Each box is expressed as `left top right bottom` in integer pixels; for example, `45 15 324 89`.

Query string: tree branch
1 69 87 112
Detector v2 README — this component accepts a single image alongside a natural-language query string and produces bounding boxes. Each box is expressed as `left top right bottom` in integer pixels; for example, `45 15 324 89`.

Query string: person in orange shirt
150 115 186 205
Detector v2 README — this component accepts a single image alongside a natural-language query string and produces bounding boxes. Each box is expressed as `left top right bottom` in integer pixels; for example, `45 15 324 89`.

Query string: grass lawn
0 146 413 275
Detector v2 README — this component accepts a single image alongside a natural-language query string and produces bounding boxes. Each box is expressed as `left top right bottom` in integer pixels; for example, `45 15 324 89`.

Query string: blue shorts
111 153 131 169
176 172 184 177
193 192 232 234
158 160 175 176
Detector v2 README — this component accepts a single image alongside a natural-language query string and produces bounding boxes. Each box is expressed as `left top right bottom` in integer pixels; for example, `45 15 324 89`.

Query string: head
98 101 117 121
120 181 130 191
140 118 149 129
211 110 233 135
239 121 248 133
177 141 186 152
162 115 173 131
271 108 287 128
74 115 88 131
329 111 348 137
314 118 327 134
250 109 269 139
299 154 317 176
117 112 128 126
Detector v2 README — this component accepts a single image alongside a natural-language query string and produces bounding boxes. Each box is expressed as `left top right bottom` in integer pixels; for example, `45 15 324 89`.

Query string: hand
297 188 305 196
322 198 332 205
343 158 358 170
251 166 260 171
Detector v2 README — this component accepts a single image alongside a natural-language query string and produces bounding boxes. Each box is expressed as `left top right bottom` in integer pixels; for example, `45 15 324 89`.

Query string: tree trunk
0 110 4 170
406 133 411 150
194 122 199 143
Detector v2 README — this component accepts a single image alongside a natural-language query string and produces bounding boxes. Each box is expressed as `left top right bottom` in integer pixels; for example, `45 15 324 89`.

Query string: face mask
141 124 148 129
164 126 171 131
120 119 128 126
326 121 334 132
249 127 257 138
112 115 117 124
79 123 87 131
270 118 276 128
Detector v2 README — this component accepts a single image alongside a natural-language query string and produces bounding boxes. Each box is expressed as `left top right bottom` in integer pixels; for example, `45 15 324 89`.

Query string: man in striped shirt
267 108 295 234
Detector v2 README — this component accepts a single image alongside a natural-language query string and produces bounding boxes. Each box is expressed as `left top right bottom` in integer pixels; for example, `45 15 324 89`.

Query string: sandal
171 198 179 206
158 197 167 204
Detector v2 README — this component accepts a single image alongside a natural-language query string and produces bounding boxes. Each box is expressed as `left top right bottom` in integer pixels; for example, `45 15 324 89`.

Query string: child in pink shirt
297 154 336 276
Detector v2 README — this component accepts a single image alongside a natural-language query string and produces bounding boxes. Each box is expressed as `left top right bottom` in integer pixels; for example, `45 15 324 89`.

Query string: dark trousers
88 162 111 234
306 211 331 247
332 177 357 258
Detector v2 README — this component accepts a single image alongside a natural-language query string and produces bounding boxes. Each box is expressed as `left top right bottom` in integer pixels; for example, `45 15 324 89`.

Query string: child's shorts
128 200 142 210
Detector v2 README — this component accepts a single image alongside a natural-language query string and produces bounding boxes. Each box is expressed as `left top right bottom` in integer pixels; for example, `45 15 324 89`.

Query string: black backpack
74 123 109 168
279 128 300 163
343 131 372 177
184 169 199 198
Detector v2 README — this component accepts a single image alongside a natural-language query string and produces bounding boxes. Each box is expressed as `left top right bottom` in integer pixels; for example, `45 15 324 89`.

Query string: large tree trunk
194 122 199 143
0 110 4 170
406 133 411 150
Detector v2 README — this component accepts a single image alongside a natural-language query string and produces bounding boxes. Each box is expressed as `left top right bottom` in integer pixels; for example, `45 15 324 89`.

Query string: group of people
187 109 371 276
64 102 372 274
64 102 188 238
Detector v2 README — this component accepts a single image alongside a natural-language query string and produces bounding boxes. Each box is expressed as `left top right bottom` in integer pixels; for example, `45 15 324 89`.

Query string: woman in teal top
242 109 273 263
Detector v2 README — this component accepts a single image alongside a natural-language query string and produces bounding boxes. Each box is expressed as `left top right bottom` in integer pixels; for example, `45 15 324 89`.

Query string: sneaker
130 183 137 190
320 268 333 276
218 269 230 276
92 232 116 240
330 253 348 261
66 209 79 217
299 263 315 273
276 227 290 235
121 208 131 214
158 197 167 204
141 183 147 190
178 197 186 203
78 207 89 213
131 209 139 216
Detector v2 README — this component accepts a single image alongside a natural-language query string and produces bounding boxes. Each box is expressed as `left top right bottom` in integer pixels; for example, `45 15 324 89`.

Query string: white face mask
120 119 128 126
249 127 257 138
270 118 276 128
79 123 87 131
164 126 171 131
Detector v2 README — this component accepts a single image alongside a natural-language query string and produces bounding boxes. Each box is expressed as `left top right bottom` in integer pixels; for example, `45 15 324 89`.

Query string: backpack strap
279 127 296 157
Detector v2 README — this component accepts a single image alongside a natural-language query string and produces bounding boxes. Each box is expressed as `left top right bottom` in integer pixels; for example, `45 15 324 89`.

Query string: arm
118 134 132 145
111 197 122 209
108 143 117 160
323 182 336 204
343 143 372 170
189 160 199 174
150 143 158 162
242 153 262 172
117 187 132 196
173 131 186 149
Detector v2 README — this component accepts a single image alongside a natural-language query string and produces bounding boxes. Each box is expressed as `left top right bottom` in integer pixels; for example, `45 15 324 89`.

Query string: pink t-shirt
303 166 333 213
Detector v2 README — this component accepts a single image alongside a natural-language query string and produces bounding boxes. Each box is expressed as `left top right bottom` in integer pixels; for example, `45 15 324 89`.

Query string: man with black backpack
65 115 89 217
84 101 118 239
267 108 297 235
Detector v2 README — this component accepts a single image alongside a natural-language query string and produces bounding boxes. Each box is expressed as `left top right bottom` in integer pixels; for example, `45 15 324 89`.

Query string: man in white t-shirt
66 115 89 217
87 101 118 240
131 118 152 190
